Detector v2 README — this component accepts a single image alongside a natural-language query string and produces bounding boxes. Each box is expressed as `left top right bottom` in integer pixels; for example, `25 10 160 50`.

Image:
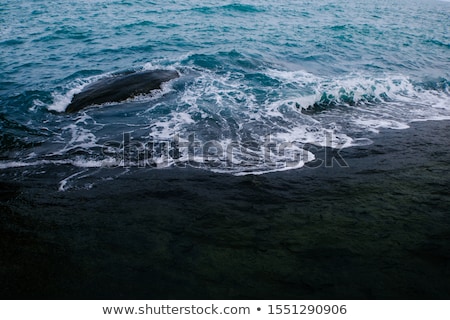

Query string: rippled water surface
1 0 449 176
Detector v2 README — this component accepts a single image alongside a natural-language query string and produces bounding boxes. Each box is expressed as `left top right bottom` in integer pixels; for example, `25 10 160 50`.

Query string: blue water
1 0 449 177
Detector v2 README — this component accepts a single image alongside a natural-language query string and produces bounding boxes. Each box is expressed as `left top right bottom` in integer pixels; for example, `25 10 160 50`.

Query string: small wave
0 39 25 46
220 3 265 13
424 39 450 48
121 20 156 29
266 69 450 110
191 3 264 15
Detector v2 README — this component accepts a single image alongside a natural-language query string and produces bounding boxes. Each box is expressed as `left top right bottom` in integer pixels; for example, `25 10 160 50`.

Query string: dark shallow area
1 120 449 299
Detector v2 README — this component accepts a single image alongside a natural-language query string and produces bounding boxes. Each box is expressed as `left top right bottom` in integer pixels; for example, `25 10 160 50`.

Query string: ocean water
1 0 449 179
1 1 450 300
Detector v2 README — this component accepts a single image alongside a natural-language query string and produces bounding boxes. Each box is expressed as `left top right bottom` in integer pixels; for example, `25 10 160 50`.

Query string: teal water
1 0 449 177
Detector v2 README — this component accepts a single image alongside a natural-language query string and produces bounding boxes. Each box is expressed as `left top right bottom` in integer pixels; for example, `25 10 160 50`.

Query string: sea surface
1 0 449 182
1 0 450 299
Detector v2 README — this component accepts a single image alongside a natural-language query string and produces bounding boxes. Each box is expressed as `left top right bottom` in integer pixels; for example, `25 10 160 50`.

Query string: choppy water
1 0 449 178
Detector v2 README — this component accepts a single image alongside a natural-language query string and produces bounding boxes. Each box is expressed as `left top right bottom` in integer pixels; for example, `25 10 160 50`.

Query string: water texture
1 0 449 177
1 0 450 299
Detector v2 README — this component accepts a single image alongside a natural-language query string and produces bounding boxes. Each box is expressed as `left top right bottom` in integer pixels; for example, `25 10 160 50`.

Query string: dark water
1 121 449 299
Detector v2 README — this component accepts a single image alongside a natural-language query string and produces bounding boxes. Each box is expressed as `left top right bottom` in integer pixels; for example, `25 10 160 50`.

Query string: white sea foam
16 62 449 179
265 68 450 135
47 74 107 112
